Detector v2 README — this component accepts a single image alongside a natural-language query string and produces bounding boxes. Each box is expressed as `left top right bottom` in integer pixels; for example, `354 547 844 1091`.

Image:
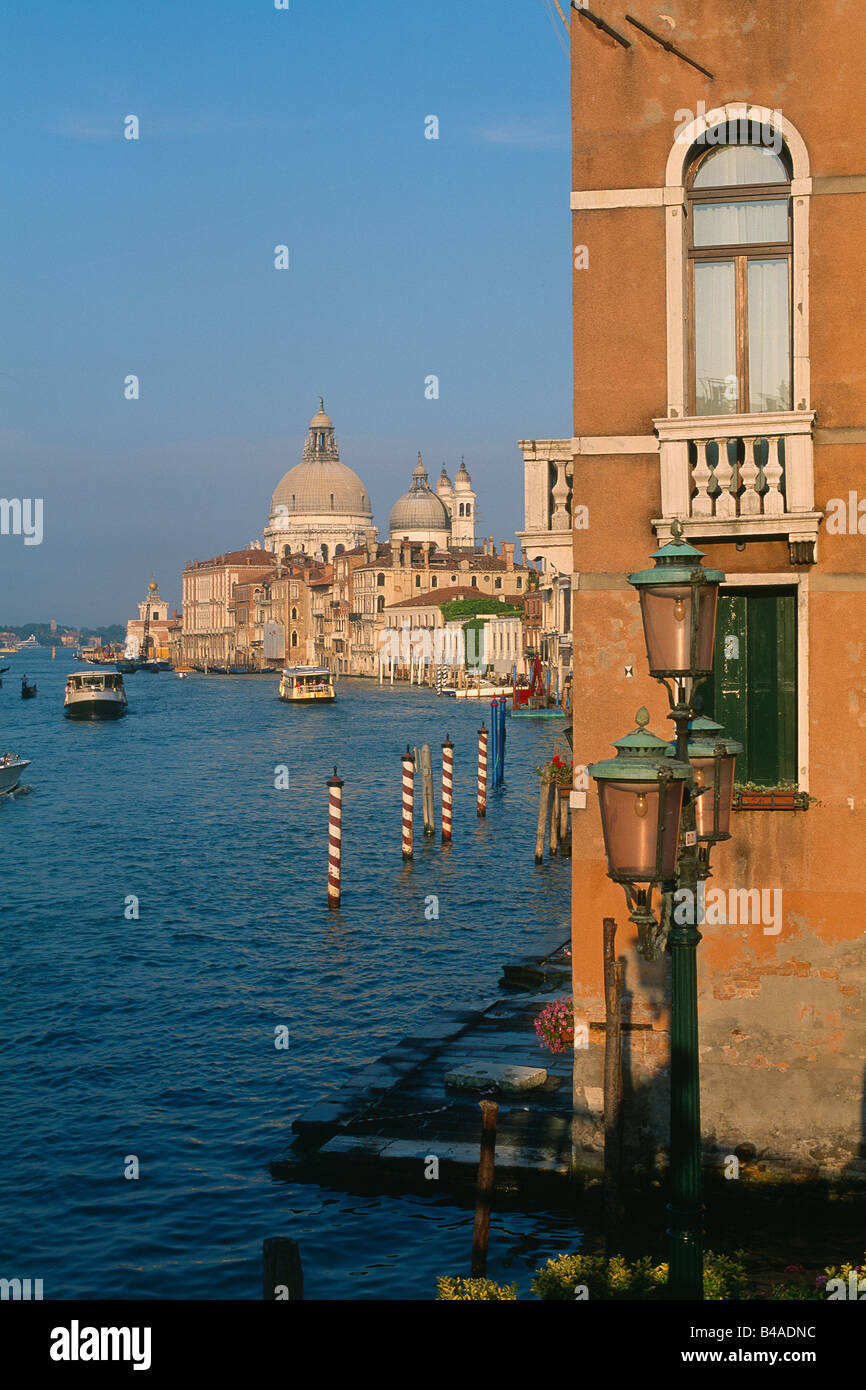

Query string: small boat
64 671 128 720
0 753 30 796
278 665 336 703
116 659 139 674
21 677 37 699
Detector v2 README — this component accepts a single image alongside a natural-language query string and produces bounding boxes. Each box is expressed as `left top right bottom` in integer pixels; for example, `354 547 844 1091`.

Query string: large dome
272 459 372 517
389 454 451 537
270 403 373 520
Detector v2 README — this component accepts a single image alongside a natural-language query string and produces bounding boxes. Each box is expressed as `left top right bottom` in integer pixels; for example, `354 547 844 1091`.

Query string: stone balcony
652 411 823 564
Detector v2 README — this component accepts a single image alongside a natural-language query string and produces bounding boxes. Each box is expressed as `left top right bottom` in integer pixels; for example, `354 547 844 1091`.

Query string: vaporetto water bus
278 666 336 704
64 671 128 720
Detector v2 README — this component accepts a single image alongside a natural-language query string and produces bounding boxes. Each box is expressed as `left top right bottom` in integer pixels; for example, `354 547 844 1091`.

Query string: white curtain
695 261 738 415
748 259 791 411
694 199 787 248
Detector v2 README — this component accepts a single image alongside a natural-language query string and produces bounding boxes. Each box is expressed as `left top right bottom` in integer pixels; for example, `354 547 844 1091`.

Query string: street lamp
589 709 690 962
589 520 730 1301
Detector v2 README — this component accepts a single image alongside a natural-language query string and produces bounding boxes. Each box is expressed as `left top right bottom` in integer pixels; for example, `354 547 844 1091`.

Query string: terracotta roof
386 585 497 610
191 550 277 569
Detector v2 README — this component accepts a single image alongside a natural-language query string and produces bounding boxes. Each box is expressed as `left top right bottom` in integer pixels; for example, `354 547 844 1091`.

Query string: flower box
733 788 810 811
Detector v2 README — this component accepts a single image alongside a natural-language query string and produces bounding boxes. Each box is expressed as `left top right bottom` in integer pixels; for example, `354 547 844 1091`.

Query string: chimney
423 541 430 570
502 542 515 572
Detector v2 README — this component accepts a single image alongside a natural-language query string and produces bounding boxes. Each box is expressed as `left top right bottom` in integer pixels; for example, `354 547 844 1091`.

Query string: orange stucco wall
568 1 866 1172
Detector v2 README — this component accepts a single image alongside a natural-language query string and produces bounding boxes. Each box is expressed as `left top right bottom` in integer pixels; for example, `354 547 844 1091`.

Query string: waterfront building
125 577 176 661
179 550 276 667
517 438 574 697
263 402 377 563
568 0 865 1175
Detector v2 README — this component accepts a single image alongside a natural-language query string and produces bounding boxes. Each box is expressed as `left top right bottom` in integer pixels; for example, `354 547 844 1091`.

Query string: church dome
389 454 451 537
270 402 373 520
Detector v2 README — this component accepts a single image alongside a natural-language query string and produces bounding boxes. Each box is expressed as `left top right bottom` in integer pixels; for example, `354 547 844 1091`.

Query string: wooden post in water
548 781 559 856
559 789 571 857
603 917 624 1255
327 767 343 908
477 725 488 817
420 743 435 836
262 1236 303 1300
401 747 415 859
470 1099 499 1276
535 773 551 863
441 736 453 842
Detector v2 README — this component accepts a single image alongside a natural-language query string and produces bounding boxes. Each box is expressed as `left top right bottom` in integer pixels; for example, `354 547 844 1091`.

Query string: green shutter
704 589 797 786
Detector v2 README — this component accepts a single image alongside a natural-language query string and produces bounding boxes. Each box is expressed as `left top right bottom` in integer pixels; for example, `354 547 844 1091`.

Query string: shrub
436 1275 518 1300
531 1250 749 1301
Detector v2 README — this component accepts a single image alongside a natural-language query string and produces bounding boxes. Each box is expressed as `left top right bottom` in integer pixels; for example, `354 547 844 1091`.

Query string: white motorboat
64 671 128 720
0 753 30 795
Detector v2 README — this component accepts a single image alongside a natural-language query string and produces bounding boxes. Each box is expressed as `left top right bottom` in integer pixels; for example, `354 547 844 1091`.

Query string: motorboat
0 753 30 795
278 666 336 703
64 671 128 720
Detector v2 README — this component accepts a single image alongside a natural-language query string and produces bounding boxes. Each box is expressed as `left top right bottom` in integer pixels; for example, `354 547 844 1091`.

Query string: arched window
516 577 523 589
377 572 385 586
471 576 477 588
431 576 437 589
283 546 290 558
415 574 422 587
687 130 792 416
377 595 385 612
291 630 298 647
330 494 335 510
465 504 471 516
321 544 329 562
459 503 464 517
495 577 502 589
291 607 298 620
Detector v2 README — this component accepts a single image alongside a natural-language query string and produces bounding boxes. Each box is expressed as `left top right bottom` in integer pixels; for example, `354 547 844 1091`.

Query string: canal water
1 651 577 1299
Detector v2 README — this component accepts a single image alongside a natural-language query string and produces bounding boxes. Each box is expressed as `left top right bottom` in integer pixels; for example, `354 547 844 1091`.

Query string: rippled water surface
1 653 575 1299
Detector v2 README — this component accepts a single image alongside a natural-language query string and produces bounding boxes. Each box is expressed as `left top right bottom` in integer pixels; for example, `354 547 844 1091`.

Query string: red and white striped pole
441 735 454 842
327 766 343 908
477 724 488 818
401 746 415 860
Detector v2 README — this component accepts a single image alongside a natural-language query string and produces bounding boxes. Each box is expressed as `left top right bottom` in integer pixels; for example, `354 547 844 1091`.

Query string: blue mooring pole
498 696 507 783
489 700 499 787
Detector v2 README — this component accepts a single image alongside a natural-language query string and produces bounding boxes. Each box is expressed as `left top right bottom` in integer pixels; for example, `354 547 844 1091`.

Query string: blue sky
1 0 571 625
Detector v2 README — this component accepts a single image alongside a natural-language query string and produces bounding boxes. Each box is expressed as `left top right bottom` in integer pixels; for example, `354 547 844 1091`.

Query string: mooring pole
441 736 454 842
401 746 415 860
327 766 344 908
470 1099 499 1277
420 743 435 836
477 724 488 817
262 1237 303 1300
535 773 551 864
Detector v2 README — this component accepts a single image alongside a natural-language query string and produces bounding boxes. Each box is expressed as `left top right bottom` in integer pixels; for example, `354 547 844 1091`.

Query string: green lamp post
625 521 726 1300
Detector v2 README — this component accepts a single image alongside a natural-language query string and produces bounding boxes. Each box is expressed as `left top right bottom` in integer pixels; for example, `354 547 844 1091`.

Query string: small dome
389 452 451 536
436 464 452 494
454 456 472 487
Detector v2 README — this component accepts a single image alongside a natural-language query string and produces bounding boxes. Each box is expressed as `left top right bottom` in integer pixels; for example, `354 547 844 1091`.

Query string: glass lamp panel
640 585 693 673
695 584 719 672
715 754 736 837
691 757 718 839
599 779 683 881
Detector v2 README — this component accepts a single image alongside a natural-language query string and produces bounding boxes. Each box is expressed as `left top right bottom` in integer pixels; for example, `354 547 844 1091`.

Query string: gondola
21 677 37 699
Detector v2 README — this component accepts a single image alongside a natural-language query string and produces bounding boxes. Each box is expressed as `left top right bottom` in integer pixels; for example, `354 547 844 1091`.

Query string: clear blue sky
0 0 571 626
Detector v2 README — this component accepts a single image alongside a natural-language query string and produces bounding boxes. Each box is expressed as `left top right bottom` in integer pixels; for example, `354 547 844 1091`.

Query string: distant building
125 577 175 660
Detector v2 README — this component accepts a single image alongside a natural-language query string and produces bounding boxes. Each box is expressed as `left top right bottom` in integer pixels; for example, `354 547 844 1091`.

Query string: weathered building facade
568 0 866 1175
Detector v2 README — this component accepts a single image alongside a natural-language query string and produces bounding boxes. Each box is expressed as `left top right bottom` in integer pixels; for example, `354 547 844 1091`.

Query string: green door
703 589 797 787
